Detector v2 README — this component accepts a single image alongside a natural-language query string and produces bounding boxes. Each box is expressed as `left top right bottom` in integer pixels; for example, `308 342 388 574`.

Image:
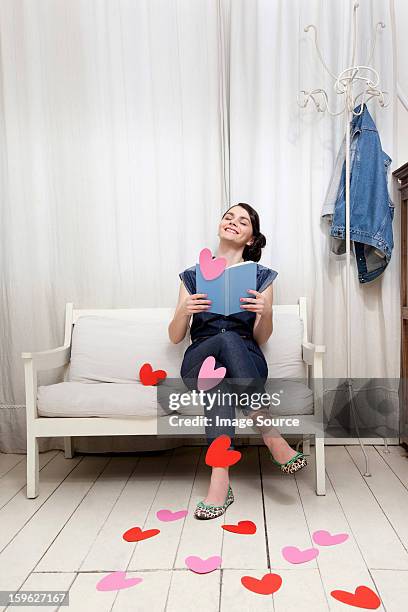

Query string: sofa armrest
302 341 326 367
21 345 71 370
302 341 326 424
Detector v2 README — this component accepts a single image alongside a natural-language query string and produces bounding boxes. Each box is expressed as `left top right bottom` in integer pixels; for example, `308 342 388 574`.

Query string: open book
195 260 257 316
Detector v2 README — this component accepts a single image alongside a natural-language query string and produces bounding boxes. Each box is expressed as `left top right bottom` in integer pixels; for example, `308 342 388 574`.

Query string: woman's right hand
181 293 212 316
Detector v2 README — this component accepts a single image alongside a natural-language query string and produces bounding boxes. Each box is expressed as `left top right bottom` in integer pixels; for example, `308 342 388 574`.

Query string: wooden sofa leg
315 435 326 496
64 437 74 459
27 436 39 499
302 434 311 455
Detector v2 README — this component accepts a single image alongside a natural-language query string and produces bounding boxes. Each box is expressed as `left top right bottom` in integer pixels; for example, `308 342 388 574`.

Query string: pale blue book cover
195 261 257 315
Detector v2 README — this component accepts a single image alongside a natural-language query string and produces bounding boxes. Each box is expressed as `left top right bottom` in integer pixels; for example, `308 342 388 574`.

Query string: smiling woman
221 204 266 262
168 202 307 520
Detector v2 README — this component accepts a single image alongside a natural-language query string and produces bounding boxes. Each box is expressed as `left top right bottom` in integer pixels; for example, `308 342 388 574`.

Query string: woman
168 203 307 520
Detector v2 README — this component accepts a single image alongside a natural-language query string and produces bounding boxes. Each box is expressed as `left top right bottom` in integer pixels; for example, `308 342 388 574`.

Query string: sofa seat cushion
37 382 163 418
37 380 198 419
37 378 313 419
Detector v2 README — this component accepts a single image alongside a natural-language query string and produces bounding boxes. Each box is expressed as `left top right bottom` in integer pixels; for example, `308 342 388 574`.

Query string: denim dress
178 262 278 446
178 262 278 371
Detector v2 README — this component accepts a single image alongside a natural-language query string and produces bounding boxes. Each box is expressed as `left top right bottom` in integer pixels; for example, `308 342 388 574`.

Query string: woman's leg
181 332 264 505
181 332 300 504
233 343 304 464
181 339 237 449
182 331 270 448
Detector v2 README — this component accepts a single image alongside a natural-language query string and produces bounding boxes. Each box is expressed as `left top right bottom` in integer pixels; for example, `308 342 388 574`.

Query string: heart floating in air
156 509 188 522
330 585 381 609
281 545 319 564
205 435 242 468
122 526 160 542
241 572 282 595
199 247 227 280
96 571 143 592
139 362 167 386
222 520 257 535
312 529 349 546
185 555 222 574
197 355 226 391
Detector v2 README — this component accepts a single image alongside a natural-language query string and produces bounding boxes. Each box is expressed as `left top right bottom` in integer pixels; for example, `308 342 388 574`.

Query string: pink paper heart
96 571 143 591
282 546 319 564
197 356 226 391
156 509 188 522
312 530 349 546
185 555 222 574
199 248 227 280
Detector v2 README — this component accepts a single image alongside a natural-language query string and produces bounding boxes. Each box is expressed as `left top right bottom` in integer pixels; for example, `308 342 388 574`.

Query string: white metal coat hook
297 2 391 478
298 3 389 116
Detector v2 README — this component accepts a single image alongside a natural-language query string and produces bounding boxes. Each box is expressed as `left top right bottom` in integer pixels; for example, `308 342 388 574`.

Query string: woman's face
218 205 254 248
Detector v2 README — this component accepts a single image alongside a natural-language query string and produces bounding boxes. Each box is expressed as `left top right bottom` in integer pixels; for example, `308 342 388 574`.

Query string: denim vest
179 262 278 343
321 104 394 284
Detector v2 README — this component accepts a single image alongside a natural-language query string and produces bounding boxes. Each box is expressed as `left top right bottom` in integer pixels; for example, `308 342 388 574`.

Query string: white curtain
0 0 399 453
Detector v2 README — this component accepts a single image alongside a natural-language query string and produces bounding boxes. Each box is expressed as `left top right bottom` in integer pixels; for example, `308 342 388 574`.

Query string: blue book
195 261 257 315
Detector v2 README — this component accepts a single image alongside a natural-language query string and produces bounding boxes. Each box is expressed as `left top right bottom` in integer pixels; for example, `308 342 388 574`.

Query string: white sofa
22 299 326 499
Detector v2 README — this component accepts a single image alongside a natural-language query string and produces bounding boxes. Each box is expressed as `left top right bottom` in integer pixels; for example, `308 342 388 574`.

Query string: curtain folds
0 0 398 453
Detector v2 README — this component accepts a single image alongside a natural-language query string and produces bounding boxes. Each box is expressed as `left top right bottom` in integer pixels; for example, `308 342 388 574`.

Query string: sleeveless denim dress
178 262 278 373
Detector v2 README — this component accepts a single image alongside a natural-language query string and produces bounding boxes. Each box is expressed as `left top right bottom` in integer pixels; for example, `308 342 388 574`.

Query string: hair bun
243 231 266 262
256 233 266 248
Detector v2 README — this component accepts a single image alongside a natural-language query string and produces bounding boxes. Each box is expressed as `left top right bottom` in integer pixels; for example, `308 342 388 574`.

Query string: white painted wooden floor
1 444 408 612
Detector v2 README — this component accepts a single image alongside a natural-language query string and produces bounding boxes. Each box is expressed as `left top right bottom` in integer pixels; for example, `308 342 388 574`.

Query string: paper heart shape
156 509 188 522
197 355 226 391
122 527 160 542
282 545 319 564
199 247 227 280
330 586 381 609
241 573 282 595
139 362 167 386
313 529 349 546
96 571 143 592
185 555 222 574
205 435 242 468
222 521 257 535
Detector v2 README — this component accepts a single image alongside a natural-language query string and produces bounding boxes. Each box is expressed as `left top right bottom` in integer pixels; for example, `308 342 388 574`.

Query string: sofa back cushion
67 307 305 384
263 311 306 379
68 310 189 383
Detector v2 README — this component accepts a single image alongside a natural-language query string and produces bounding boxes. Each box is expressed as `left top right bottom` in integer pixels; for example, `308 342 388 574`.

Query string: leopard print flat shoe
194 485 234 520
270 451 308 474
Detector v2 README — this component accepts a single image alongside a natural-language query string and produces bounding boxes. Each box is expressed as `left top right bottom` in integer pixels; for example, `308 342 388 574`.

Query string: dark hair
222 202 266 262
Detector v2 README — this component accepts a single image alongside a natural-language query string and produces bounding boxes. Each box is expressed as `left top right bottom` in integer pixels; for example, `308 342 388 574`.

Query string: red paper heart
122 527 160 542
241 573 282 595
330 586 381 609
205 435 242 468
222 521 257 535
139 362 167 386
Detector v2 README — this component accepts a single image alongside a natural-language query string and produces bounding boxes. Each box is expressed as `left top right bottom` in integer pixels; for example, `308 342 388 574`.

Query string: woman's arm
168 282 211 344
240 284 274 346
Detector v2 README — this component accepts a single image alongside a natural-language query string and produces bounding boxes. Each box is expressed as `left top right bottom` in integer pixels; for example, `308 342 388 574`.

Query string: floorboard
0 445 407 612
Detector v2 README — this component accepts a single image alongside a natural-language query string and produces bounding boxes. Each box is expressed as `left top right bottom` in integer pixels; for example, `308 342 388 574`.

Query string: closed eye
224 214 249 225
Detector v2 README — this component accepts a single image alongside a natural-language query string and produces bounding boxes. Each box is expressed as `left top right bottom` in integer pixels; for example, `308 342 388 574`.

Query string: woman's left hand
240 289 271 316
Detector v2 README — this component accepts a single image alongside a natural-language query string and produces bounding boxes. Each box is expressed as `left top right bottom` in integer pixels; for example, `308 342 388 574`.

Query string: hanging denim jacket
321 103 394 284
